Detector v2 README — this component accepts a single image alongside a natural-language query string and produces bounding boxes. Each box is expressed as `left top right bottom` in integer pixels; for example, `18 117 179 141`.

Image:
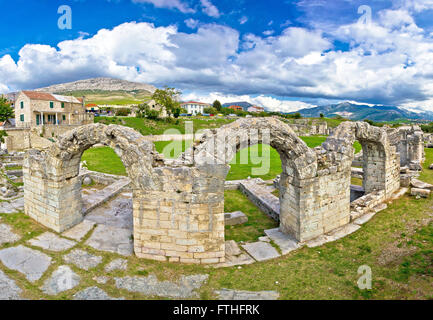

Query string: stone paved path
85 224 133 256
63 249 102 270
265 228 300 255
105 258 128 272
42 266 80 295
28 232 76 252
114 274 209 298
0 245 52 282
84 193 133 230
0 197 24 214
241 242 281 262
215 289 279 300
0 269 23 300
73 286 124 300
62 220 95 241
0 223 20 245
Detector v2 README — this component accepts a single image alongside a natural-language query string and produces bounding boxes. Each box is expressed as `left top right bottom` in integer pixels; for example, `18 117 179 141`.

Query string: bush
115 108 130 117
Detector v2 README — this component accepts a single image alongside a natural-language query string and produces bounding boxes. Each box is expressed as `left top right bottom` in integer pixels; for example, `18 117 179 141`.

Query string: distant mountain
35 77 157 94
222 101 253 110
294 102 433 121
33 77 157 106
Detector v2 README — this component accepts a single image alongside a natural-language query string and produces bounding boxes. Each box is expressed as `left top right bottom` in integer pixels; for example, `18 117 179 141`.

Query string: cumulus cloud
2 1 433 112
200 0 220 18
182 92 318 112
132 0 195 13
184 18 199 29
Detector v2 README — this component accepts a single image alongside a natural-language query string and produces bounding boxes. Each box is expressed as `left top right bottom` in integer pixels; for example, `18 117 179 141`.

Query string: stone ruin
23 118 403 264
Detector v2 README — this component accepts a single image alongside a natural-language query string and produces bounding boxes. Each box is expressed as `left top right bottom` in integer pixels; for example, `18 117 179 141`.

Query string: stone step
82 179 131 215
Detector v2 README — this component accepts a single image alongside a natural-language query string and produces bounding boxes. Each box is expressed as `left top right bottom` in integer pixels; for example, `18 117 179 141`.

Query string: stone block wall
133 165 226 264
23 152 83 233
362 142 400 198
279 169 351 242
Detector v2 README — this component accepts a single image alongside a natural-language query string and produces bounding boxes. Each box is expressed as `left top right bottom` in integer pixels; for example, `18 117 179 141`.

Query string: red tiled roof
22 91 83 103
181 101 210 106
22 91 56 101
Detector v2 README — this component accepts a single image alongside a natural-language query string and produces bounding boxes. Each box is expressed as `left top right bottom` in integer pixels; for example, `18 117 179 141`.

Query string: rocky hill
33 78 157 106
35 77 157 95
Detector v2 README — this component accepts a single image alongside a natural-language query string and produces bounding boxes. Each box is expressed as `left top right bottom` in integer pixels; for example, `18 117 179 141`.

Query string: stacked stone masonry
23 118 401 264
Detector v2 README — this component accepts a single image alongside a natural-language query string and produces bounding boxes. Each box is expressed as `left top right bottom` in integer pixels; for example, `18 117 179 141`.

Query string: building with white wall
181 101 211 115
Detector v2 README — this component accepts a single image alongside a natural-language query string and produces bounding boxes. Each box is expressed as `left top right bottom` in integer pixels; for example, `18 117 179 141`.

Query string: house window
61 102 65 108
20 114 24 122
62 115 66 121
50 102 54 108
20 101 24 109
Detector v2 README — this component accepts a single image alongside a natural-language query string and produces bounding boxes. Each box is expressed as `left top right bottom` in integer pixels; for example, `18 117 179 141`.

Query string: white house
181 101 211 115
247 105 265 113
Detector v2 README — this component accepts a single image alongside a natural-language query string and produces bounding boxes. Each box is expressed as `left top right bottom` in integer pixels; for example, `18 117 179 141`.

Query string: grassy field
59 89 152 106
224 189 278 242
94 117 236 136
81 147 127 176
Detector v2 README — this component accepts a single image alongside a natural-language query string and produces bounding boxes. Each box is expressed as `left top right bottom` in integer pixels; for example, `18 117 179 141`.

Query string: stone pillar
133 164 226 264
23 150 83 233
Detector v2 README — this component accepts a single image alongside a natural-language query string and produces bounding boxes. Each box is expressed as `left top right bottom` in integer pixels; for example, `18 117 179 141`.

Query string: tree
0 96 14 122
320 113 324 118
213 100 222 112
152 86 181 118
204 107 218 114
0 96 12 148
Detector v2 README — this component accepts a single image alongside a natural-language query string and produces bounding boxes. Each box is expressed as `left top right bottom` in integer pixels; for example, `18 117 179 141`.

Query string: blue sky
1 0 433 112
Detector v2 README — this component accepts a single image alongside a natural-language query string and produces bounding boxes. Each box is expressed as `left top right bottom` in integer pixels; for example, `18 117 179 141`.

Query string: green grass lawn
81 147 127 176
224 189 278 242
95 117 235 136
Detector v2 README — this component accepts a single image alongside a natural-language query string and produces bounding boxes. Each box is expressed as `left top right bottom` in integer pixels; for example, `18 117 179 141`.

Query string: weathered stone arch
23 124 161 233
22 118 401 264
323 121 400 198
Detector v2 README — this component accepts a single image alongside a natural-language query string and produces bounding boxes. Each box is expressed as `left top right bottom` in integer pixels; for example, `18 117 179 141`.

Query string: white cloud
3 1 433 112
132 0 195 13
184 18 199 29
262 30 275 36
182 92 317 113
239 16 248 25
200 0 220 18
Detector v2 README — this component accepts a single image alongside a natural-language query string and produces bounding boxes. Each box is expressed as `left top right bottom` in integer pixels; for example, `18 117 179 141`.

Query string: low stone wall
238 179 280 221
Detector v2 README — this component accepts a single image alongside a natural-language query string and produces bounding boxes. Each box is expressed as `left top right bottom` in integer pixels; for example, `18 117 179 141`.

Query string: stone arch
189 118 333 242
323 121 400 198
22 123 161 234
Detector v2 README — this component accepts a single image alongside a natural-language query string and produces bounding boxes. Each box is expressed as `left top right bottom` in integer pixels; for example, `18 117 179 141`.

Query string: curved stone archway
323 121 400 198
23 118 401 264
23 124 160 233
